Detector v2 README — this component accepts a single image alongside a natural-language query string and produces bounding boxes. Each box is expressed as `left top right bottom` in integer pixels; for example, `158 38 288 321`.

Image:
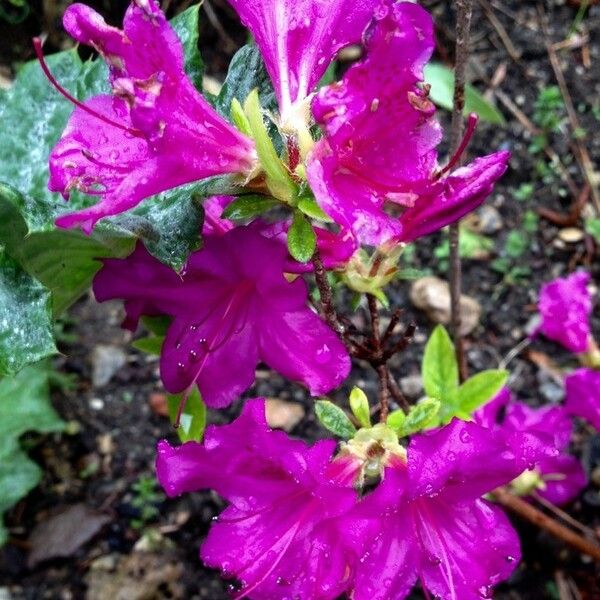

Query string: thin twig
382 322 417 363
493 487 600 562
203 0 238 54
532 492 599 539
381 308 403 346
311 252 346 341
448 0 473 383
477 0 521 61
538 4 600 212
386 370 411 414
376 365 391 422
367 294 385 360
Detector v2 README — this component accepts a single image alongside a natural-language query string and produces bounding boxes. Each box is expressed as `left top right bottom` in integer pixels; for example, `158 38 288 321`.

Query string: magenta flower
476 389 586 505
565 368 600 431
156 399 360 599
350 419 538 600
538 271 592 353
224 0 379 123
307 1 509 246
93 226 350 407
48 0 256 233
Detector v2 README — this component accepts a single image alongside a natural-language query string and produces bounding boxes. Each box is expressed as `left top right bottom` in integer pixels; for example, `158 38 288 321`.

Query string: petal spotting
49 0 256 233
307 1 509 245
565 368 600 431
156 399 360 600
225 0 380 121
538 271 593 353
93 226 350 407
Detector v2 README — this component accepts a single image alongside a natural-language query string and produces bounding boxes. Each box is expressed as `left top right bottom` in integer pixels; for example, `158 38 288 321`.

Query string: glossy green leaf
216 44 278 119
131 336 164 356
297 197 333 222
457 369 508 414
0 363 65 545
171 4 204 90
221 194 279 220
288 210 316 263
424 63 506 125
0 251 56 376
387 398 441 437
315 400 356 439
167 386 207 443
422 325 459 403
349 387 371 429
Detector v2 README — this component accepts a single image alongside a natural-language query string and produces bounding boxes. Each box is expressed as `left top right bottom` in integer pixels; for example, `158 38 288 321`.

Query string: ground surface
1 0 600 598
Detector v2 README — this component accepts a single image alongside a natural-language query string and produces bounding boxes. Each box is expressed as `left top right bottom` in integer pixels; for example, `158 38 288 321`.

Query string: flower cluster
157 399 542 600
39 0 574 598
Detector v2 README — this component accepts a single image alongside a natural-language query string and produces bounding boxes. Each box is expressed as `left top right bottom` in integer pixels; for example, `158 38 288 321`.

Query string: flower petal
51 1 255 231
537 454 587 505
259 306 351 396
565 368 600 430
538 271 592 353
225 0 379 118
408 419 540 502
399 152 510 242
417 499 520 600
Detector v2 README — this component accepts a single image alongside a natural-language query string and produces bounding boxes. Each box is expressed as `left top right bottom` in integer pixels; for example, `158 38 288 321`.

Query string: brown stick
493 487 600 562
448 0 473 383
376 365 391 421
311 252 346 342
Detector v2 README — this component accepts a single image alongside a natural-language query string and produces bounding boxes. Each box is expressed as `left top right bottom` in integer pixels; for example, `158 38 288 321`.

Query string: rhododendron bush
0 0 599 598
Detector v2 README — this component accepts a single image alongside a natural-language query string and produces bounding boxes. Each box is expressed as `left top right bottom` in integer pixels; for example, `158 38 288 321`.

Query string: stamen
33 37 144 138
436 113 479 179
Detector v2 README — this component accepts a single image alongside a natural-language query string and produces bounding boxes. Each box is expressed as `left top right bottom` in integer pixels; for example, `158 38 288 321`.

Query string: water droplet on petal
177 362 186 372
477 585 493 599
505 555 515 563
189 349 199 363
459 428 471 443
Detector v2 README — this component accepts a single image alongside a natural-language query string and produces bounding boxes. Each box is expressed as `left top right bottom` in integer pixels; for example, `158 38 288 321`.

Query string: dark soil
1 0 600 598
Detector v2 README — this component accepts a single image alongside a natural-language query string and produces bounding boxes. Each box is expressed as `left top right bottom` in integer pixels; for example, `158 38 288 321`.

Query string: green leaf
585 217 600 244
140 315 171 337
167 386 207 443
424 63 506 125
297 197 333 222
288 210 316 263
170 4 204 91
315 400 357 439
456 369 508 414
216 45 278 119
221 195 279 220
387 398 441 437
0 184 135 315
349 387 371 429
422 325 459 402
0 363 65 545
0 251 56 376
131 336 163 356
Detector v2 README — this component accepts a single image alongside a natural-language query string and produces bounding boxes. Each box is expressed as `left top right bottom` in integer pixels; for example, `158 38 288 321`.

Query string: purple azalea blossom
565 368 600 431
307 1 510 246
93 226 350 407
476 389 586 505
537 271 592 353
349 419 539 600
156 399 360 599
224 0 380 123
49 0 256 233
